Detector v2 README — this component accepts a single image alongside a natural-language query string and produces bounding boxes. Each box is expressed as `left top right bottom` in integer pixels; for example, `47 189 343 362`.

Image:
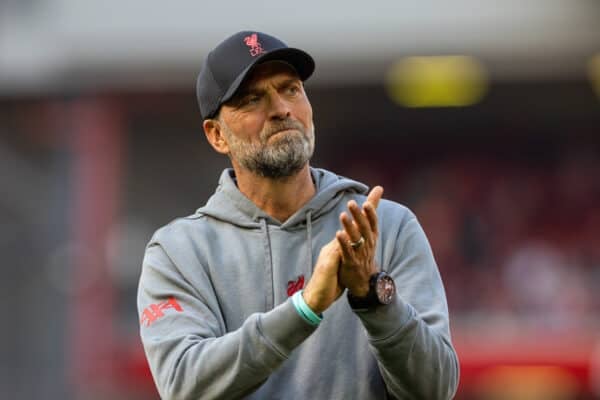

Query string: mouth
274 128 297 134
268 128 300 139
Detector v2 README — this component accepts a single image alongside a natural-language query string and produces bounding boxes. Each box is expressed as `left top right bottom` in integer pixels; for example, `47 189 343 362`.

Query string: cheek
297 99 313 128
229 115 265 141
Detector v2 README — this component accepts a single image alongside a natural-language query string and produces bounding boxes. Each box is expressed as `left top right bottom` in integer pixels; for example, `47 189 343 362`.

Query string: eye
239 94 260 107
286 84 301 96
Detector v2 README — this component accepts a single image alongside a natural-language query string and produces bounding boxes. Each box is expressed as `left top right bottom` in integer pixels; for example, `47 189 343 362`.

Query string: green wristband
292 290 323 326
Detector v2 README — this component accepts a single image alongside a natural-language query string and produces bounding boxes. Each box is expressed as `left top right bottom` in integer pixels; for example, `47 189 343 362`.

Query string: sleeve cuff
352 296 415 341
259 297 318 357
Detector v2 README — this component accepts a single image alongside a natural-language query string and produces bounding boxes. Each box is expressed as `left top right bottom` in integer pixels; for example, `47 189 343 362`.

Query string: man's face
216 61 315 179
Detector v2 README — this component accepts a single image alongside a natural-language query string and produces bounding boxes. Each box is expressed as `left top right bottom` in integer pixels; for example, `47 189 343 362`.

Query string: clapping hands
303 186 384 313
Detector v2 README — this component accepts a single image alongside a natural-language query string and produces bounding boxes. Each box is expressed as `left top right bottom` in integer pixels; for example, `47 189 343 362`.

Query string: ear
203 118 230 155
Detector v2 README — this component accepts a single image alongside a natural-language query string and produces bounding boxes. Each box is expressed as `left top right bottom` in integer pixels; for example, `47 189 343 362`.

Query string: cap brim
220 47 315 107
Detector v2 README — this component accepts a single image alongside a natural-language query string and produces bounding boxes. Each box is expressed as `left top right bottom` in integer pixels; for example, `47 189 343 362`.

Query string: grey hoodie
137 168 459 400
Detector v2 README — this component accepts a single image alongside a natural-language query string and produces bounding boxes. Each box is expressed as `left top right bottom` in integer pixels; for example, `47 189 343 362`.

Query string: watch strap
347 272 386 310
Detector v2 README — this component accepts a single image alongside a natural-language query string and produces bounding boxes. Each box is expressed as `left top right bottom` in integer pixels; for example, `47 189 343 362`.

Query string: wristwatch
347 271 396 309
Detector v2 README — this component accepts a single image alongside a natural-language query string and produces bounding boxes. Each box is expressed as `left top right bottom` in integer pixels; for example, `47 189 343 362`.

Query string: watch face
376 275 396 305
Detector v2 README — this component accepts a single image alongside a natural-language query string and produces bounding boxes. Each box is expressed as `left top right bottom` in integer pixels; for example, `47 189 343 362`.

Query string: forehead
239 61 301 91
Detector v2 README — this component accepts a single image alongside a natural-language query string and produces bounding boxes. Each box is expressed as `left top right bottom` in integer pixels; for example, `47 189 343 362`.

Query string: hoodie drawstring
260 218 274 310
306 210 313 276
260 212 313 310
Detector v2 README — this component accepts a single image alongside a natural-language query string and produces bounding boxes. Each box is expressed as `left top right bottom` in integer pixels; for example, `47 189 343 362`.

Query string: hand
302 239 345 314
336 186 384 297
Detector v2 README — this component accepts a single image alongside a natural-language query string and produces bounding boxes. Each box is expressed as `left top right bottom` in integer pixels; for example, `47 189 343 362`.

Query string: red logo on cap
244 33 265 57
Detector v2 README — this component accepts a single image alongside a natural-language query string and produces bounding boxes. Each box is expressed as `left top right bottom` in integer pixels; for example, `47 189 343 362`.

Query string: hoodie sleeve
353 211 460 400
137 241 317 400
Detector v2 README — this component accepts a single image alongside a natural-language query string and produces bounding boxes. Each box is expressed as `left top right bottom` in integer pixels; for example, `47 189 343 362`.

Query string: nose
268 93 291 120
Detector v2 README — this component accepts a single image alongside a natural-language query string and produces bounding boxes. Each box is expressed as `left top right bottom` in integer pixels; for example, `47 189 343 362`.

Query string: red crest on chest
287 275 305 297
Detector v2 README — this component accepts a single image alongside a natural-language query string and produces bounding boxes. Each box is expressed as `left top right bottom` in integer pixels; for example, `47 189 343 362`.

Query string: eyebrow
235 86 265 99
228 77 302 108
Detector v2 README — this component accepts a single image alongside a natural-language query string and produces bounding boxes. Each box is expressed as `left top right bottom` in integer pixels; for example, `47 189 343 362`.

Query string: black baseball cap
196 31 315 119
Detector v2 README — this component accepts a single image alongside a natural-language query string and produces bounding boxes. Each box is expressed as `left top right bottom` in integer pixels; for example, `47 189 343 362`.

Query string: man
138 31 459 399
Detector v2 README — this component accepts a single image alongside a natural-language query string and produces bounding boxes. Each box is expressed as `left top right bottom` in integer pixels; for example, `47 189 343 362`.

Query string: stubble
220 118 315 179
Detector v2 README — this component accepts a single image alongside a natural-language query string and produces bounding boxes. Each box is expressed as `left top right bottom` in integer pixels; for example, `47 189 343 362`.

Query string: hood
196 167 368 229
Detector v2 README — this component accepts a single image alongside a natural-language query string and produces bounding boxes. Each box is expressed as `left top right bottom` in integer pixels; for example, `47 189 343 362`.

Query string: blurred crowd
342 146 600 331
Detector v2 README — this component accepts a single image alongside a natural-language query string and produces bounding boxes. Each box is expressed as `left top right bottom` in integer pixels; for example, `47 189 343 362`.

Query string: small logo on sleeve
287 275 305 297
244 33 265 57
140 297 183 327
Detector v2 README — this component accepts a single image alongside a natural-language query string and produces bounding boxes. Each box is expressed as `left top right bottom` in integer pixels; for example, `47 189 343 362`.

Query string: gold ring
350 237 365 249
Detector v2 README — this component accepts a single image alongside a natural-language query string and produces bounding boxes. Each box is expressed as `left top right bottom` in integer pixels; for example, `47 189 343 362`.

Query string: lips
264 121 304 138
271 128 298 136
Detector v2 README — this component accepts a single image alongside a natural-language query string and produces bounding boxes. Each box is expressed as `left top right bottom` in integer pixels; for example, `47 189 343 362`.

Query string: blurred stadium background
1 1 600 399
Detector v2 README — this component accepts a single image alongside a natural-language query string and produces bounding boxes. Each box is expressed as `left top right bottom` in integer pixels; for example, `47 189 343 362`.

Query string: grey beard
239 133 313 178
222 119 315 179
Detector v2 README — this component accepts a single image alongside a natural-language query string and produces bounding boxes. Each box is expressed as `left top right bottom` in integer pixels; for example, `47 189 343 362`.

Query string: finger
328 239 343 261
336 230 353 261
365 186 384 210
340 211 361 242
321 239 339 260
363 202 378 236
348 200 371 239
328 237 341 251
